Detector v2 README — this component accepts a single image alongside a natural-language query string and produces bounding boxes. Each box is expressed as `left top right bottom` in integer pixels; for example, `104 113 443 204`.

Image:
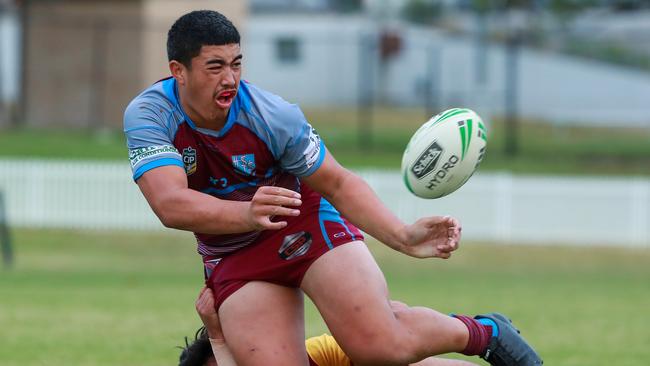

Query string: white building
243 13 650 126
3 5 650 127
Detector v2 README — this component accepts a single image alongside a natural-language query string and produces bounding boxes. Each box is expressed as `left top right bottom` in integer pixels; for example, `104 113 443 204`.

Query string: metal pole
89 18 108 130
504 33 520 157
357 32 373 150
425 42 439 119
0 4 6 125
475 11 488 85
0 190 13 269
17 0 28 127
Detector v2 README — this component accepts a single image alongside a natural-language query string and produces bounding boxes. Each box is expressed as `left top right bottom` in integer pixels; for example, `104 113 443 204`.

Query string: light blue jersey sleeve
123 90 184 181
244 83 326 177
277 106 326 177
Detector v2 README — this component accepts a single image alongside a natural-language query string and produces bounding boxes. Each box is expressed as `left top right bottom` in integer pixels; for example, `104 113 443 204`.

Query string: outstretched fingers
433 216 462 256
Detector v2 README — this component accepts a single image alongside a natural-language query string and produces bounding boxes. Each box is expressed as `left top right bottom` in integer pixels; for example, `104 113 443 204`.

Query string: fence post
495 173 513 242
630 178 649 246
0 190 13 268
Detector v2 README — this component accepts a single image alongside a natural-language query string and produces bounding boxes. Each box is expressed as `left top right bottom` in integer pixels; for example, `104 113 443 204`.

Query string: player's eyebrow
205 54 243 66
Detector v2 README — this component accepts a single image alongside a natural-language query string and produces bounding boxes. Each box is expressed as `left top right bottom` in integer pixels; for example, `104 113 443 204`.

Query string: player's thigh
218 281 309 366
301 241 401 355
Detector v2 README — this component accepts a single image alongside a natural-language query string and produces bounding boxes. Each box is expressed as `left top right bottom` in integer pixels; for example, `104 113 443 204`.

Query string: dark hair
167 10 240 67
178 326 214 366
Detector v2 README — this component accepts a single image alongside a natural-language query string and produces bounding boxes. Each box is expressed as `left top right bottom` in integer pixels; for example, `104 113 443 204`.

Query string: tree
331 0 363 13
402 0 443 25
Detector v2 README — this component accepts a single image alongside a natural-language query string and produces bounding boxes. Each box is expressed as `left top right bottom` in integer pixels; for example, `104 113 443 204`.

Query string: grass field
1 107 650 175
1 229 648 365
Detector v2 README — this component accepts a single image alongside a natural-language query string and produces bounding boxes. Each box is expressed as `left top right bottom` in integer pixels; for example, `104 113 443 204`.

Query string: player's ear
169 60 187 85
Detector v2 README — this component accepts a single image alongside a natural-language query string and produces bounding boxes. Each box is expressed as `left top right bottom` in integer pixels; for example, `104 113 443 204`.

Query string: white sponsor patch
129 145 180 168
304 128 321 169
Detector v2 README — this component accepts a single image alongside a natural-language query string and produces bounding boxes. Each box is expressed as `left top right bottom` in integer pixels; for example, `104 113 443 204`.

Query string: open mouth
215 90 236 108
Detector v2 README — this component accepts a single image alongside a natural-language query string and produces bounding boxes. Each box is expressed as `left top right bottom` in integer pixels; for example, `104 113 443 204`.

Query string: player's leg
301 241 469 365
411 357 479 366
391 302 480 366
218 281 309 366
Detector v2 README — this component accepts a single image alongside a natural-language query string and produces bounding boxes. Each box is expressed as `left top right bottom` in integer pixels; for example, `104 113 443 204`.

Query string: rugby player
124 10 542 366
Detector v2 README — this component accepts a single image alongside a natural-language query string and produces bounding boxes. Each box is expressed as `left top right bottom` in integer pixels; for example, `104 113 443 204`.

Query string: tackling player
124 10 542 366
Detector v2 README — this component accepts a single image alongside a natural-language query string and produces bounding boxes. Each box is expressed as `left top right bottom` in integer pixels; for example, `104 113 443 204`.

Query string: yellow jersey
305 334 352 366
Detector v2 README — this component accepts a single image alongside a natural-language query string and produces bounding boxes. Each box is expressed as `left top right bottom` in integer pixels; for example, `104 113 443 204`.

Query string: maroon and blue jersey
124 78 330 256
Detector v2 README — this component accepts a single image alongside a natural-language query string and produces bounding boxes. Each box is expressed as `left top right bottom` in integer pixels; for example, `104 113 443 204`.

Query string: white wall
243 14 376 106
406 32 650 127
1 159 648 247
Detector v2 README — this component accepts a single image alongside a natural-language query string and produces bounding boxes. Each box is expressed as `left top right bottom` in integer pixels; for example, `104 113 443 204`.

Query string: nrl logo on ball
411 141 443 180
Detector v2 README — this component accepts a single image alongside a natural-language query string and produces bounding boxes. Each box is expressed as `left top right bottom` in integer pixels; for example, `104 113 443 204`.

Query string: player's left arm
301 150 461 259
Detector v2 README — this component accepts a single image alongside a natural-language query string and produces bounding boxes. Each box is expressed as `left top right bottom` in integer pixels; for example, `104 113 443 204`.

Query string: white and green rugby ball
401 108 487 199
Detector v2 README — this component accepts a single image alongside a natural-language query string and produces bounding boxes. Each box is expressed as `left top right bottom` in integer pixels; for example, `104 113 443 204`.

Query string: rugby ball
401 108 487 199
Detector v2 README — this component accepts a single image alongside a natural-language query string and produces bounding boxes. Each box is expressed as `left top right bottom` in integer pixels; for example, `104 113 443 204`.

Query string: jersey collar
161 78 240 138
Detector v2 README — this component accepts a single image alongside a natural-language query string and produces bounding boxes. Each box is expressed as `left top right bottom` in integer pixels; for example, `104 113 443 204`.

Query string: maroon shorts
203 199 363 310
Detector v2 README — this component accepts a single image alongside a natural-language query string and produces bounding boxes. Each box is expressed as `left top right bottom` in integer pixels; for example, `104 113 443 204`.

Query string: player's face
178 44 242 124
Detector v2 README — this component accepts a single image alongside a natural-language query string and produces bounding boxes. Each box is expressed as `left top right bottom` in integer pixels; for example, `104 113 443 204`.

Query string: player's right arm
137 166 247 233
136 166 300 233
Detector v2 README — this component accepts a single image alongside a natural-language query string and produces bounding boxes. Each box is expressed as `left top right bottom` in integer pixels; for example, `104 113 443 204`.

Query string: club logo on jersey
182 147 197 175
232 154 256 176
411 141 443 179
304 128 322 169
278 231 312 260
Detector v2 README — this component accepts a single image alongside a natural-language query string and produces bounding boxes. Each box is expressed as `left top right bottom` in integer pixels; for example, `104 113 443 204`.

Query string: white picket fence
0 159 648 247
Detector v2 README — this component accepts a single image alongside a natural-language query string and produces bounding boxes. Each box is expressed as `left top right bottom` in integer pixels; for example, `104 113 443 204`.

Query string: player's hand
398 216 461 259
195 287 224 342
246 186 302 230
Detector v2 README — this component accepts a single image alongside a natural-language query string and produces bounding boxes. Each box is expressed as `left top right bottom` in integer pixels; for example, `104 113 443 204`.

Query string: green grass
0 128 129 161
1 108 650 175
1 229 649 365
